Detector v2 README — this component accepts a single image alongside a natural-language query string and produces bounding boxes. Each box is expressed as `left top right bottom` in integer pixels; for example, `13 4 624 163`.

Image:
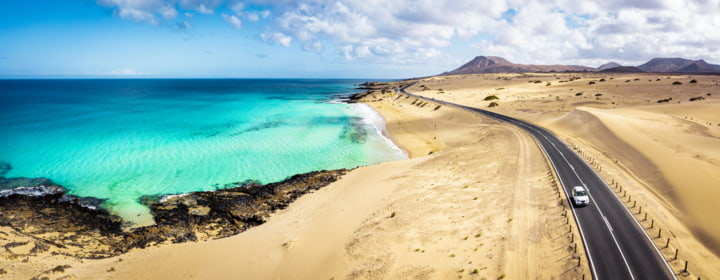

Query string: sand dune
405 73 720 278
547 104 720 251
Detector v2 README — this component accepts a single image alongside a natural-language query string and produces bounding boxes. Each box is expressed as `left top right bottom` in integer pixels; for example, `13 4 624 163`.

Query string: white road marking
401 88 677 280
603 216 613 231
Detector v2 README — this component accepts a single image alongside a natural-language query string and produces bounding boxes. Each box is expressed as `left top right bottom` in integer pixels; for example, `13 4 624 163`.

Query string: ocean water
0 79 406 226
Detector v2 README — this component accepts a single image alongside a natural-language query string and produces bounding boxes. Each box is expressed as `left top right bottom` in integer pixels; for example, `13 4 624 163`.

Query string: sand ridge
406 73 720 278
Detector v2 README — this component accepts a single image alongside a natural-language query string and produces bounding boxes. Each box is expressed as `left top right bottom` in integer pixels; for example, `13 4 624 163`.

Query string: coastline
2 80 586 279
6 75 718 278
351 102 410 159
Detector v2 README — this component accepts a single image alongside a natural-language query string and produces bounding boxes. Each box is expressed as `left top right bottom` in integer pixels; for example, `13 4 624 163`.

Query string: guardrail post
683 261 688 273
644 213 648 221
658 228 662 238
578 256 581 267
638 206 642 214
651 219 654 228
633 201 636 208
665 238 670 248
674 249 678 260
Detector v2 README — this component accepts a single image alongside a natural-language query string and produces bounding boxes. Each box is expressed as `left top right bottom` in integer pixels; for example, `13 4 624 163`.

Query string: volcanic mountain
637 58 720 73
598 62 622 70
441 56 595 75
441 56 720 75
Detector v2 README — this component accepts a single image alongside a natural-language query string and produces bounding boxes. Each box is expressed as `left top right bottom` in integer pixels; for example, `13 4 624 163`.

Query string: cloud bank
98 0 720 66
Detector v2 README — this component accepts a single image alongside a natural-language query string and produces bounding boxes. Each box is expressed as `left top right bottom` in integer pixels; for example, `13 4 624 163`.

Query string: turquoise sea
0 79 406 226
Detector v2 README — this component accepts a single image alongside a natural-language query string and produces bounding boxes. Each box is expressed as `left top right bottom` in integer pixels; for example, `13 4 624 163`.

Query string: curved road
399 85 676 279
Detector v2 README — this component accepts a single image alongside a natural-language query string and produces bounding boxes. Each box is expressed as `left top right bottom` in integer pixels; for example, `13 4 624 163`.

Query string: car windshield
576 190 588 196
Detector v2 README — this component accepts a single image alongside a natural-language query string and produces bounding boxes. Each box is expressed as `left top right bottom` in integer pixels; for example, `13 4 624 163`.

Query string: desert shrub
625 80 631 82
546 82 552 86
495 87 505 90
533 80 542 84
672 81 682 85
434 105 441 111
488 102 499 107
657 98 671 103
484 95 499 101
689 96 706 102
575 92 583 96
690 79 698 83
634 78 640 81
599 78 606 82
595 93 603 96
588 81 596 85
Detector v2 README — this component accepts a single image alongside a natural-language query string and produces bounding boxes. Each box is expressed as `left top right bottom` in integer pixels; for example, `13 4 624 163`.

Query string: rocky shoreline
0 169 348 259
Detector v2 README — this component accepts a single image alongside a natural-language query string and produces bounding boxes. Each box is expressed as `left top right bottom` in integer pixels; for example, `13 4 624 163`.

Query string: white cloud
196 3 213 14
222 13 242 29
98 0 720 66
159 5 178 19
99 0 221 23
261 32 292 47
230 2 244 14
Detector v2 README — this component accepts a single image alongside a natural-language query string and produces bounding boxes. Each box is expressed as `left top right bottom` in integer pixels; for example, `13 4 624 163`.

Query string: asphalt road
399 85 676 280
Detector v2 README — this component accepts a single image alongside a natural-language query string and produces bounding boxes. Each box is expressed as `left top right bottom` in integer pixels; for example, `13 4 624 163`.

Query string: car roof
573 186 586 191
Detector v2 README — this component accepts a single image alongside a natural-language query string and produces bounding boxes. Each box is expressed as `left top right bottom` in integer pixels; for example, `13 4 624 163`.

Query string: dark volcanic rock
0 176 54 191
0 169 348 259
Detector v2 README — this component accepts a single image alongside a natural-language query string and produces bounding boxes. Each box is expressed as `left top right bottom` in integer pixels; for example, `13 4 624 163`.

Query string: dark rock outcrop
0 169 348 259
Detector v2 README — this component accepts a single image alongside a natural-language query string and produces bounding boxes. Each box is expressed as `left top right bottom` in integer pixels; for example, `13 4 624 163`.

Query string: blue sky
1 0 719 78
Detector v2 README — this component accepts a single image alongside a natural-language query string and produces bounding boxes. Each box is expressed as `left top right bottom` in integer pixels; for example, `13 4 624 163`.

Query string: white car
572 186 590 207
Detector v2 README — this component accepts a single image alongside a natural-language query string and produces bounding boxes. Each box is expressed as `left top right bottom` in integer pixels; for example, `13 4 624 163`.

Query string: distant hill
441 56 595 75
441 56 720 75
598 62 622 70
637 58 720 73
600 66 644 73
